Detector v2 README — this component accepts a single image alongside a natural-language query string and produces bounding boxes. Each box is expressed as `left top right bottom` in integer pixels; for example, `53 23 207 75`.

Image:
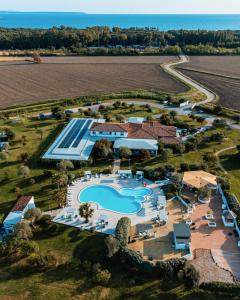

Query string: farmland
178 68 240 111
177 56 240 111
0 56 188 108
179 56 240 78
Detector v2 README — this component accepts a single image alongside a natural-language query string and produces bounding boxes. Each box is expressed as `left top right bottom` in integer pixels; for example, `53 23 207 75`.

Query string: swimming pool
78 185 152 214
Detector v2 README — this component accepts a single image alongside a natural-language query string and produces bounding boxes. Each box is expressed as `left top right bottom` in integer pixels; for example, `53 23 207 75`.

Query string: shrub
182 264 199 288
93 269 111 285
14 220 33 240
120 248 154 273
115 217 131 248
200 281 240 293
105 235 120 258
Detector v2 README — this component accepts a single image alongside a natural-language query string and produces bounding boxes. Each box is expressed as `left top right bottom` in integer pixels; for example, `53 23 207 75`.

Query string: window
120 132 124 136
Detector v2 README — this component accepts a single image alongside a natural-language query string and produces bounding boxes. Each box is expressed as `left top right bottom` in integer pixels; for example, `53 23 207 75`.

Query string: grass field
219 148 240 200
0 56 188 108
0 224 235 300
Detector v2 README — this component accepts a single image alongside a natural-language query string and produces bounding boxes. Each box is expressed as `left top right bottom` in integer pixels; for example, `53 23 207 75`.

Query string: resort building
3 196 35 235
173 223 191 250
44 118 180 161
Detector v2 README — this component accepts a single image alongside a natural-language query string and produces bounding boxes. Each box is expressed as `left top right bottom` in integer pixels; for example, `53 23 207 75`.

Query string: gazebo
182 170 217 190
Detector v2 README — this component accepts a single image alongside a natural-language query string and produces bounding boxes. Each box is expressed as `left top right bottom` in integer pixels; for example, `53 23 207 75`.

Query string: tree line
1 27 240 55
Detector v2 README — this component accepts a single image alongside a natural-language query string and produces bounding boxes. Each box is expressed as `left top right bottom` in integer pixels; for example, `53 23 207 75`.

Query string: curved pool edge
78 184 152 215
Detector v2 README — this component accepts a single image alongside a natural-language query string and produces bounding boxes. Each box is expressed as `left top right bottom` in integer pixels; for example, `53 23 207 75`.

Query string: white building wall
89 131 128 138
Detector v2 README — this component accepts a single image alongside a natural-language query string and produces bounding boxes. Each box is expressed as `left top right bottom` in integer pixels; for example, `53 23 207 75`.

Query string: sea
0 12 240 30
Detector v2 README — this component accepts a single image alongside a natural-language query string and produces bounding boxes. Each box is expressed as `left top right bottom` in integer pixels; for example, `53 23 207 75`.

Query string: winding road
163 55 217 106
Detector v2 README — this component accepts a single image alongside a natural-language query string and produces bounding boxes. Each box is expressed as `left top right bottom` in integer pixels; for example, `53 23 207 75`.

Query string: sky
1 0 240 14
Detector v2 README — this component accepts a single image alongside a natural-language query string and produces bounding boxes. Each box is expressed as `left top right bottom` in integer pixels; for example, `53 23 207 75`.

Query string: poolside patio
53 173 162 234
129 199 188 261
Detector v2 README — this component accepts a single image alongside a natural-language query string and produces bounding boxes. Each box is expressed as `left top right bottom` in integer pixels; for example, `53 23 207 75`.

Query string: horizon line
1 11 240 15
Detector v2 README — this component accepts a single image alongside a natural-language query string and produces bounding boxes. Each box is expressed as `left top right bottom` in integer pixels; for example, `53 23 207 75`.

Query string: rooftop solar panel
58 119 85 148
72 119 92 148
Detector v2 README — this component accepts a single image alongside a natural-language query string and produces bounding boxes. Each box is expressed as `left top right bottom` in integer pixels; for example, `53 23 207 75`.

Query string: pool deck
53 174 162 234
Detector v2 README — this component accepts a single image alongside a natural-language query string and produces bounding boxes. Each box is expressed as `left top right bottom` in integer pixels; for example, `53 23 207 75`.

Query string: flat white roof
128 117 146 124
118 170 132 175
113 138 158 151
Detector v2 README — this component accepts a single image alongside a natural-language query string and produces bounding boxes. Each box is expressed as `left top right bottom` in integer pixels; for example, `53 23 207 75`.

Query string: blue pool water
79 185 151 214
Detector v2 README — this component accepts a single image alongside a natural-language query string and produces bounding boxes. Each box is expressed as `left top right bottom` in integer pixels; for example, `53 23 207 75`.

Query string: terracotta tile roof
159 137 181 144
12 196 32 212
90 122 127 132
91 121 176 139
127 123 177 140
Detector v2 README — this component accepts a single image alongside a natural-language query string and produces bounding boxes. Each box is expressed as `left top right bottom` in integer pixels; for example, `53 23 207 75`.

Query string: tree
119 147 132 158
212 118 227 128
21 135 27 146
175 143 185 155
198 187 211 201
171 174 183 192
116 114 125 123
169 110 177 119
24 208 42 226
182 264 200 288
139 149 151 160
36 128 44 140
94 139 112 159
79 203 94 223
203 152 218 166
2 127 15 140
161 149 170 162
115 217 131 248
14 220 33 240
94 269 111 285
56 160 74 172
19 165 31 178
0 151 9 160
19 152 29 162
52 173 68 190
105 235 120 258
53 189 66 208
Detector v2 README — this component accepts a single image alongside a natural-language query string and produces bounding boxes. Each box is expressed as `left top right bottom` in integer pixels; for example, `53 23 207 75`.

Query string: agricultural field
177 56 240 111
179 56 240 78
178 68 240 111
0 56 188 108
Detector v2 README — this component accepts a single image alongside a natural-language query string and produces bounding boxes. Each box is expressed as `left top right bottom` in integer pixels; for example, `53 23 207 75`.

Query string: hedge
200 281 240 294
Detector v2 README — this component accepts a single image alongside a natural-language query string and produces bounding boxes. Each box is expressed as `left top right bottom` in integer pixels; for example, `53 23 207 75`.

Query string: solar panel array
58 119 86 149
72 119 92 148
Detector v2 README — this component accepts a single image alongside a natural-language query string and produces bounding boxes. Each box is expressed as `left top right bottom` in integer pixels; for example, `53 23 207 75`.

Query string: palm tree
79 203 94 223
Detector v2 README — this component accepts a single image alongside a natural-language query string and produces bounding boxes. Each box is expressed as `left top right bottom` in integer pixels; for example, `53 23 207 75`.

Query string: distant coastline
0 12 240 30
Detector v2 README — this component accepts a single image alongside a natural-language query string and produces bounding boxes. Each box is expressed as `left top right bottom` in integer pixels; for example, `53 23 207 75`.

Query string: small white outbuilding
3 196 35 235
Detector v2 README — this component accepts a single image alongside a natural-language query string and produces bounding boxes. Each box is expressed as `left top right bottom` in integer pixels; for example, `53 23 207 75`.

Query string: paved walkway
112 158 121 174
216 146 236 174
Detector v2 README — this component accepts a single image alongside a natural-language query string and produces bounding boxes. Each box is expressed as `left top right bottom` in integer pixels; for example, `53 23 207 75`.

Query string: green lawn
0 225 235 300
219 148 240 200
